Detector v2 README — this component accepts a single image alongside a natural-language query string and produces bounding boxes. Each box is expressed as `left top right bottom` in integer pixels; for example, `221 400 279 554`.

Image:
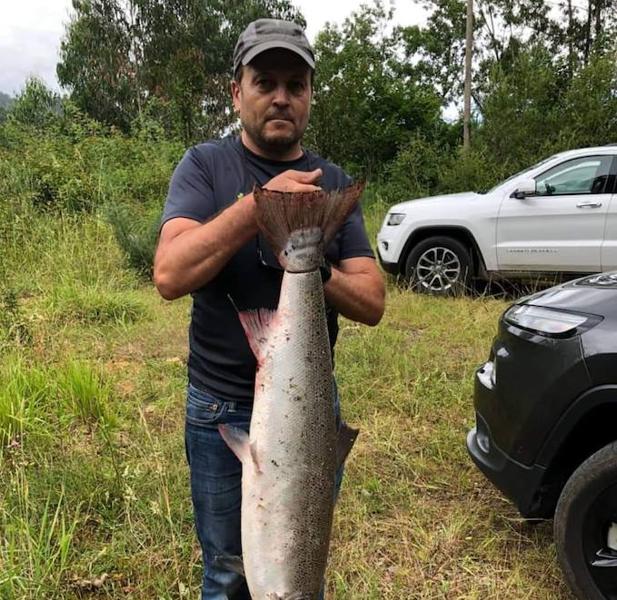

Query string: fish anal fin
336 423 359 469
238 308 276 363
213 554 244 577
218 424 250 464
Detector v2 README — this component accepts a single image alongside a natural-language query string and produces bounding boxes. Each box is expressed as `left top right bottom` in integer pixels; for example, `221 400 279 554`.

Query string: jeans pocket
186 384 226 427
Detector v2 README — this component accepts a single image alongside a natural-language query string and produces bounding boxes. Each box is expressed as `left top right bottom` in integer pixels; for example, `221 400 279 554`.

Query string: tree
308 2 442 177
8 78 62 129
399 0 467 104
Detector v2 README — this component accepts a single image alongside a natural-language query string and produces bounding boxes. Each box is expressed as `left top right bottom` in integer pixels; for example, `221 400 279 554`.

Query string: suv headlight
387 213 405 226
504 305 601 337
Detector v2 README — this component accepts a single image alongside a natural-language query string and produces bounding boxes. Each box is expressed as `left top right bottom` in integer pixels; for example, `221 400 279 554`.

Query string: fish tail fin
253 182 364 272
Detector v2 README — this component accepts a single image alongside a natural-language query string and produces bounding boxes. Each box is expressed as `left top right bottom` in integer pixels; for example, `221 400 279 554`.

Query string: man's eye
288 81 305 94
257 79 273 90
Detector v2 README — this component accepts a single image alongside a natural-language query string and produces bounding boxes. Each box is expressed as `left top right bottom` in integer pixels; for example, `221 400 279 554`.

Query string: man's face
231 49 312 157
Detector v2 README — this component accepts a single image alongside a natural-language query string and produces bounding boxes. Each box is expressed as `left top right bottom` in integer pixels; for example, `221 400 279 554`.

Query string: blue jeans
184 382 343 600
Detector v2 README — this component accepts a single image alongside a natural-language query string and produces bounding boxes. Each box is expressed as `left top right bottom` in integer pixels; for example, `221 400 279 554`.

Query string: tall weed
0 357 48 445
56 361 114 426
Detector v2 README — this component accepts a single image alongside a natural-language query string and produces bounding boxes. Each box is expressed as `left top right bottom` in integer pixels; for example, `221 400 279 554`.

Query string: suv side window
534 156 613 196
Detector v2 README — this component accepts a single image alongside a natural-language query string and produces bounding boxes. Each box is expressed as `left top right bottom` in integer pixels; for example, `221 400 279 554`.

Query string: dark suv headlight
504 305 602 338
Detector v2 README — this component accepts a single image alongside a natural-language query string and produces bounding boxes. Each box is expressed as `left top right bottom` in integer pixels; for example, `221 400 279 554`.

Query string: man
153 18 385 600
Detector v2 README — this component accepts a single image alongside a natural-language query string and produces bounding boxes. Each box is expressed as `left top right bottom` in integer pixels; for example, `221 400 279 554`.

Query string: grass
0 203 574 599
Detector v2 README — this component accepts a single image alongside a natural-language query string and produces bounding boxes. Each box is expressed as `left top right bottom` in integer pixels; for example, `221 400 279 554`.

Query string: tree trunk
567 0 574 78
463 0 473 152
594 0 603 45
584 0 593 64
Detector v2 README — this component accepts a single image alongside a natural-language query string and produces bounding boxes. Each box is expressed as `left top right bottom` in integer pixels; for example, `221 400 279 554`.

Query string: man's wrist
320 262 332 284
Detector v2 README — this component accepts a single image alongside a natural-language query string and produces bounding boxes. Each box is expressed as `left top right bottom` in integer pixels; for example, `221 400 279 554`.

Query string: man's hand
264 169 322 193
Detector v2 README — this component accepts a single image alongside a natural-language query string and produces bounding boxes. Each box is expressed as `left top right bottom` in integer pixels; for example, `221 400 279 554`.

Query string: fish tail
253 182 364 272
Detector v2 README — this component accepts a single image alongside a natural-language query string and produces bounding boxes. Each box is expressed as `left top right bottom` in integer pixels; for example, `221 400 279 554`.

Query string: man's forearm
324 264 385 326
154 194 259 300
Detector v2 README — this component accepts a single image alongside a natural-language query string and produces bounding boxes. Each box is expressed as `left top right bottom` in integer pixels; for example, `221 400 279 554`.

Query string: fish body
220 184 363 600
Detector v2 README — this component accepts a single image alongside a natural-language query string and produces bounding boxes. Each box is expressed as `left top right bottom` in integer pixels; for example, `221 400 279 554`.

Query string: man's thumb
297 168 322 183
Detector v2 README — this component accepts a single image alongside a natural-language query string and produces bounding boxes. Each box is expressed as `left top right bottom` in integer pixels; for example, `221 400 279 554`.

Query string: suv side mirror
511 178 537 199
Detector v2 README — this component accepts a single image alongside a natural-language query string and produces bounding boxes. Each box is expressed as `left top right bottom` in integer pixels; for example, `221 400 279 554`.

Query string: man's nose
272 84 290 106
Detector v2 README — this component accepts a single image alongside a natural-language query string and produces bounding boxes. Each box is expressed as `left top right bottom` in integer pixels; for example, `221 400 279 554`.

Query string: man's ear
231 80 241 112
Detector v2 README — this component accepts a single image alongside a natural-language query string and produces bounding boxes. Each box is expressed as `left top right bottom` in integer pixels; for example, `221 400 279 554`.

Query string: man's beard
243 117 304 158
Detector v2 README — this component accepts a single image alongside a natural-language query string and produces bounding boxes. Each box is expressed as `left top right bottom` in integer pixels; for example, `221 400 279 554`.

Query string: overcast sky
0 0 429 96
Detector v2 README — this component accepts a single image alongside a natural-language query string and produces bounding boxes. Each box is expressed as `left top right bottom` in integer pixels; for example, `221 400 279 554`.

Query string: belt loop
227 401 237 413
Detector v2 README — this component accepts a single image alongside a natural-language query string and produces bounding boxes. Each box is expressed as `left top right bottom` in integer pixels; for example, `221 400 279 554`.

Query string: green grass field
0 204 573 599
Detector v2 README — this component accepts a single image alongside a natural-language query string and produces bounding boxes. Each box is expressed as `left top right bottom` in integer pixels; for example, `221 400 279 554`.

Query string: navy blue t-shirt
161 135 374 402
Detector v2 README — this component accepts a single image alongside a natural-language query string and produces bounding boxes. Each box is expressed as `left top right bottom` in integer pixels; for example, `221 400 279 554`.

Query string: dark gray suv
467 272 617 600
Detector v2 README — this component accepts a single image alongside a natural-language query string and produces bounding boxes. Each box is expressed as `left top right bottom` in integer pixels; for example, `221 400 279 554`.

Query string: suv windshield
485 156 558 194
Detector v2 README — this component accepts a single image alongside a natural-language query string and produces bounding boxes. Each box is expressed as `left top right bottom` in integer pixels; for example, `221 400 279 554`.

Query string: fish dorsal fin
336 423 359 469
238 308 276 363
218 425 262 473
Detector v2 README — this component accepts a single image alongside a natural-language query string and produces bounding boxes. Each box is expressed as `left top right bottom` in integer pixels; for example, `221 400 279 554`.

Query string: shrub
106 204 162 279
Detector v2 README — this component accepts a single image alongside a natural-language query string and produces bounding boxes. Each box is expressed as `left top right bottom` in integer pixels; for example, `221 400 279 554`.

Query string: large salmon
219 183 364 600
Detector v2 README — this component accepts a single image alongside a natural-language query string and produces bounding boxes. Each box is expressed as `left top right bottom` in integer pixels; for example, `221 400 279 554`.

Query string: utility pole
463 0 473 152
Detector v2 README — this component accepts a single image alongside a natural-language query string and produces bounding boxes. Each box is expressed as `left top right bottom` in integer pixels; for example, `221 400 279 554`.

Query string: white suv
377 146 617 294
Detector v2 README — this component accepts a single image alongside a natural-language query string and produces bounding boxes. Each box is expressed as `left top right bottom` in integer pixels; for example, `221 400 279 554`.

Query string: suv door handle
576 201 603 208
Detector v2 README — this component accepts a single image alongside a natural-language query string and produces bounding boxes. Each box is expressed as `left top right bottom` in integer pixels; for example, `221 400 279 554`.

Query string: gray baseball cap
233 19 315 74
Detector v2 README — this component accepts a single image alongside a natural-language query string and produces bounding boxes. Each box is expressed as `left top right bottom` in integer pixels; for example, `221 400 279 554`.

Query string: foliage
377 136 446 202
7 78 62 130
309 3 442 178
106 203 162 279
399 0 467 103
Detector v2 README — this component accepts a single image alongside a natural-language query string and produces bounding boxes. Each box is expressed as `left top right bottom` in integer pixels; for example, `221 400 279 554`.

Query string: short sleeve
338 203 375 261
160 146 217 227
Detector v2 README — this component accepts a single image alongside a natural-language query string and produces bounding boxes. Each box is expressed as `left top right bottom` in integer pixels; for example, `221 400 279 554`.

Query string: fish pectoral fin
237 308 276 363
218 424 250 464
336 422 359 469
213 554 245 577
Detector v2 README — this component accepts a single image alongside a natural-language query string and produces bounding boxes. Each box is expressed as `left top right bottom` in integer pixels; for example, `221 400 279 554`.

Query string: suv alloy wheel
405 236 471 296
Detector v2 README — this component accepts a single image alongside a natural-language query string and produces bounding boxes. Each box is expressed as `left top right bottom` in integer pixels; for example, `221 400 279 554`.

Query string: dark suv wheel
405 236 471 296
554 441 617 600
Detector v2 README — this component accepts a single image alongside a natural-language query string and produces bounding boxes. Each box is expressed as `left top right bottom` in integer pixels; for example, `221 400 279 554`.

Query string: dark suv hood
521 272 617 318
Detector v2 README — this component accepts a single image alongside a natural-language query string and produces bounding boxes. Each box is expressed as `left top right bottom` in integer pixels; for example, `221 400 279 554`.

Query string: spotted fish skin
219 184 363 600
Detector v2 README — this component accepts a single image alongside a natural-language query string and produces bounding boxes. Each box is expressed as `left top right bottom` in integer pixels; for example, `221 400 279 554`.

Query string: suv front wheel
405 236 471 296
554 441 617 600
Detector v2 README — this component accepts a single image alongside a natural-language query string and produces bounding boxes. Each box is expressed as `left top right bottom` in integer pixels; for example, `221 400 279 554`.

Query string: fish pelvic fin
253 182 364 272
238 308 276 363
336 422 359 469
218 424 262 473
